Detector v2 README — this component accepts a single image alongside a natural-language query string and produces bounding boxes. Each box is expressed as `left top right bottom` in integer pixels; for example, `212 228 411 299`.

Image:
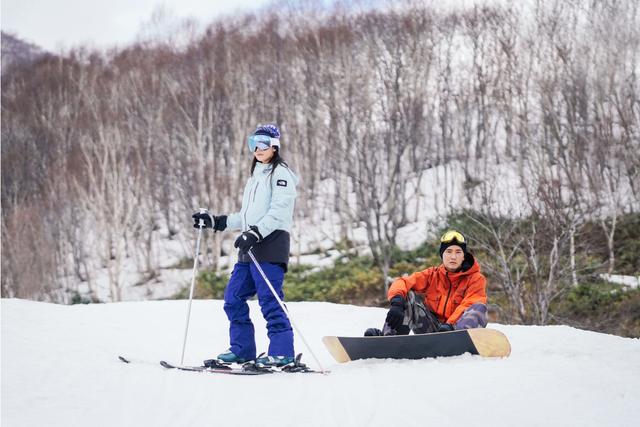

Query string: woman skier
192 124 299 367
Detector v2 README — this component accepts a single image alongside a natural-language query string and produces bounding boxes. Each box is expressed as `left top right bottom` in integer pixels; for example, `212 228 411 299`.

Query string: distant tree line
2 0 638 313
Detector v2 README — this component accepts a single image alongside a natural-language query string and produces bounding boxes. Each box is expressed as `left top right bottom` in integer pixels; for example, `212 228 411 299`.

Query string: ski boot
203 350 247 368
255 354 296 368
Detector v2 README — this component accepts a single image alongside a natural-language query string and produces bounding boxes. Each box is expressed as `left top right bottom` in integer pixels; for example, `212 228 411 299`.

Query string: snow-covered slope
2 299 639 427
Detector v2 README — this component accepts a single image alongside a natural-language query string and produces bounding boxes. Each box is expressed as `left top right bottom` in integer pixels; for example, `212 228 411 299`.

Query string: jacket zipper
251 181 259 203
243 180 259 231
442 272 453 320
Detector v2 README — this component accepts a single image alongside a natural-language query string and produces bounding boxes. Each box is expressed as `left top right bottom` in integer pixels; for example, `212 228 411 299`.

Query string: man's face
442 245 465 271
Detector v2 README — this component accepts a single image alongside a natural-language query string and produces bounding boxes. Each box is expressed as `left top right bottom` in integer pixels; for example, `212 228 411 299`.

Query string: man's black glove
385 296 406 330
192 211 227 231
234 227 262 253
438 323 455 332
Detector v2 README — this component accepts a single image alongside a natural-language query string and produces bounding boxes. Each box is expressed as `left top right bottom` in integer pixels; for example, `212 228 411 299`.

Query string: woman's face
254 146 276 163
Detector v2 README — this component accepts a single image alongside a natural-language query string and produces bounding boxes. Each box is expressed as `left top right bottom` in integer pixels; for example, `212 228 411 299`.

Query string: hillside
1 32 47 75
2 298 639 427
3 0 638 305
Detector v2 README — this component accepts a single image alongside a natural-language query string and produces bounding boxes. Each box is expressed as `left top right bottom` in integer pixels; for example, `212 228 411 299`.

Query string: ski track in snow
2 298 639 427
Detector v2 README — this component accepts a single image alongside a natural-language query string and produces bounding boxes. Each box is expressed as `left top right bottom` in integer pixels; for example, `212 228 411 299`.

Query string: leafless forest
2 1 638 320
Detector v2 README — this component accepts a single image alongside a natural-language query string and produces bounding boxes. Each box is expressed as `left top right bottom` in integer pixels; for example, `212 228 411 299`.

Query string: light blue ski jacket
226 162 298 238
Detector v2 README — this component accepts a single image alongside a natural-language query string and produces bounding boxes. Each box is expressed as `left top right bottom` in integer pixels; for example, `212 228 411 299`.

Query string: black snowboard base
322 328 511 362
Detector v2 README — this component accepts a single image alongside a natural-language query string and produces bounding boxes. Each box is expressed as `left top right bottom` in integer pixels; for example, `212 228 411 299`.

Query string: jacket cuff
214 215 227 232
389 295 406 307
226 213 242 230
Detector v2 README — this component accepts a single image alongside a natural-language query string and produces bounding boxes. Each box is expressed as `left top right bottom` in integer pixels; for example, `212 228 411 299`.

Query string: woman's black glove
212 215 227 231
234 227 262 253
192 211 227 231
385 296 406 329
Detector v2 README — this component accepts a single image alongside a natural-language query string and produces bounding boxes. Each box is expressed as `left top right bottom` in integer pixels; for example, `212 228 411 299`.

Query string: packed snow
601 274 640 289
2 298 639 427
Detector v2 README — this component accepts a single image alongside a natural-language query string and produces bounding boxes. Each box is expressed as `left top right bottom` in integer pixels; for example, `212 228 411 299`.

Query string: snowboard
322 328 511 362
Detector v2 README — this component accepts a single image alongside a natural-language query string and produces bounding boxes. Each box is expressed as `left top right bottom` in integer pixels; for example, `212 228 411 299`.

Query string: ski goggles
440 230 466 244
247 134 280 152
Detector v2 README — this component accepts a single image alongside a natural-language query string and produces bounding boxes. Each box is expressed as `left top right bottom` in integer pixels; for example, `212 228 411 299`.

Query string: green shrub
613 214 640 275
553 280 640 338
173 269 230 300
171 257 197 270
285 256 385 305
70 291 99 305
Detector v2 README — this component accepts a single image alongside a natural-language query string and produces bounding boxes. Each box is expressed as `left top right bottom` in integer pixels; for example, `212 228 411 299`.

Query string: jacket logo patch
277 179 287 187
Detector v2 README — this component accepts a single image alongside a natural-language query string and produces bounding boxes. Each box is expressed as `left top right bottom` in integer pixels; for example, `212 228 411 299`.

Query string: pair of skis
119 353 325 376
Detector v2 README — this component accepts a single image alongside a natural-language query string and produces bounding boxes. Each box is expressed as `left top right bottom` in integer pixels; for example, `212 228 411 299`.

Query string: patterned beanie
254 124 280 139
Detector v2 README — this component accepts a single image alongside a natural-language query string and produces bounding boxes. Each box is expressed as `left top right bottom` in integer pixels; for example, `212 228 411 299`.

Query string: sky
1 0 272 52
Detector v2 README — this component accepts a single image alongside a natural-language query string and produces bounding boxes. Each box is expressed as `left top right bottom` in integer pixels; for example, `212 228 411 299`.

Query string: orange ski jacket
387 255 487 324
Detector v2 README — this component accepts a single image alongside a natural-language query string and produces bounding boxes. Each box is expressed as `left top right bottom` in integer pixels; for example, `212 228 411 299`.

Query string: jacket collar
253 162 272 175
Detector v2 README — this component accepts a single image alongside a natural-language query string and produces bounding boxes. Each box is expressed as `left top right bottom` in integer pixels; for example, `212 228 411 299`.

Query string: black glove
385 296 406 330
234 227 262 253
212 215 227 231
192 212 227 231
438 323 455 332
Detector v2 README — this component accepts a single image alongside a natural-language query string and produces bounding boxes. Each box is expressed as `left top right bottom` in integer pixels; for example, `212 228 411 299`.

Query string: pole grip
198 207 207 228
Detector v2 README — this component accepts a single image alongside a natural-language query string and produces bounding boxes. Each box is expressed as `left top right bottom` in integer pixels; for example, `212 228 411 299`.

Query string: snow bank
601 274 640 289
2 299 639 427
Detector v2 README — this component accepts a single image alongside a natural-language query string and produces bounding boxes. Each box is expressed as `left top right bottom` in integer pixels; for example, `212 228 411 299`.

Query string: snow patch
600 274 640 289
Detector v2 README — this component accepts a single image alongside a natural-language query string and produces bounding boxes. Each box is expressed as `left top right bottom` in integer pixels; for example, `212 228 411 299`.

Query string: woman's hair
251 147 288 177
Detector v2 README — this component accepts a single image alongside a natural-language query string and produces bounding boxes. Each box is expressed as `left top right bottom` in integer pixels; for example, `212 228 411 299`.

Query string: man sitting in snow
365 230 488 336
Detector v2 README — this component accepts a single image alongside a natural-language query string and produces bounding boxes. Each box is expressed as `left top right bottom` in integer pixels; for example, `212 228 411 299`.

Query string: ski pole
247 249 327 373
180 208 206 365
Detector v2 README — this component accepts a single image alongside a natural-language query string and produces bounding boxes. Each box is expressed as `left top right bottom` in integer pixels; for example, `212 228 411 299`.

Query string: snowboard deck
322 328 511 362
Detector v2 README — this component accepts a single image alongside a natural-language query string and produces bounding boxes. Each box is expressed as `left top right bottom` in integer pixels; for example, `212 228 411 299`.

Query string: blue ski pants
223 262 294 360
